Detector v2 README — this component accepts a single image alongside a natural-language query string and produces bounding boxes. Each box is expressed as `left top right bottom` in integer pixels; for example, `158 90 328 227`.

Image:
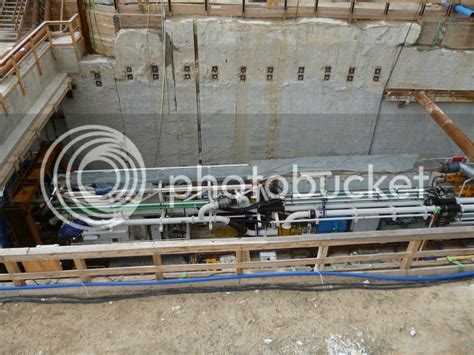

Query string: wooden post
0 94 8 116
349 0 356 21
236 249 250 274
68 22 81 62
4 261 26 286
46 26 56 60
315 246 328 271
153 252 164 279
30 39 42 76
12 0 20 28
73 259 91 283
400 240 423 269
10 58 25 96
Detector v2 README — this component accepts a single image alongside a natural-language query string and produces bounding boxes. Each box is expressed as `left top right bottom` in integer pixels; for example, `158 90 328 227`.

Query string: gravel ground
0 280 473 354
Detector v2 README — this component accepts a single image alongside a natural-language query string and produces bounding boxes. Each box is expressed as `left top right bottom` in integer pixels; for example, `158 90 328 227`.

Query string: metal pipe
31 0 40 28
459 164 474 179
440 162 474 179
44 0 52 21
415 91 474 161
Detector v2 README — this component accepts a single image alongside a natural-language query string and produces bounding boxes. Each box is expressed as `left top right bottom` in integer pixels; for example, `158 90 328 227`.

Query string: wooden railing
1 226 473 287
12 0 29 40
114 0 474 22
0 14 83 115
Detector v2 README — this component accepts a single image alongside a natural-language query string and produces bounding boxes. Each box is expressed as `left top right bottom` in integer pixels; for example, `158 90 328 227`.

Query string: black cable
0 278 470 304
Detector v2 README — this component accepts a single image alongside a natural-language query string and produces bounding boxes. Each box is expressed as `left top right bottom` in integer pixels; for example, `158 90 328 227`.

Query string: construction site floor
0 280 472 354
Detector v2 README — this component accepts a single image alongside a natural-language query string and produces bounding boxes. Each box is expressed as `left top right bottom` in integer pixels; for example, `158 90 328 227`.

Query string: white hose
198 201 219 221
282 211 311 229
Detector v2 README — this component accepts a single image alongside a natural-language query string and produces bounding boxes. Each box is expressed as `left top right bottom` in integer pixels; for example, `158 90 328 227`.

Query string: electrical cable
0 277 471 304
1 270 473 291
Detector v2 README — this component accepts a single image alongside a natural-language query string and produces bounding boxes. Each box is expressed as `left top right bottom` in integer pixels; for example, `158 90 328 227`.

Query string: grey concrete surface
61 18 474 167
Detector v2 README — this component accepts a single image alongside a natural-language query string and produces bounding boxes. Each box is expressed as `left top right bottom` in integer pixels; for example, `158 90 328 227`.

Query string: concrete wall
0 43 58 144
62 18 474 167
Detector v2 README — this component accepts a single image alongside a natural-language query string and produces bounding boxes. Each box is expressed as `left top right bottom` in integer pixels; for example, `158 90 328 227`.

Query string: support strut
415 91 474 161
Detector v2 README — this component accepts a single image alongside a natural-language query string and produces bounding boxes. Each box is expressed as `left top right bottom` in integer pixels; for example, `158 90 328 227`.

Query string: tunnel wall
61 18 474 167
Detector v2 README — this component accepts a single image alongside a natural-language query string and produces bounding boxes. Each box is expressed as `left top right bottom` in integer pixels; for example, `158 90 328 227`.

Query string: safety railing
12 0 29 40
0 226 473 287
114 0 474 22
0 14 83 115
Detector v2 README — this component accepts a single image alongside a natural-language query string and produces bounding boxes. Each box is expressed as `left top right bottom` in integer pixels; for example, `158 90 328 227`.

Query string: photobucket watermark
166 163 430 205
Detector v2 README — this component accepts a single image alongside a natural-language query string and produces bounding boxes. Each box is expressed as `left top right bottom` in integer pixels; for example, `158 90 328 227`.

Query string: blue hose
1 270 473 291
453 4 474 17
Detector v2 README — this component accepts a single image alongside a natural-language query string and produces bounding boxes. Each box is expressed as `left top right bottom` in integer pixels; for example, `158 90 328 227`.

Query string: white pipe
456 197 474 205
281 205 436 228
282 211 311 229
273 213 432 224
285 200 425 212
102 215 230 227
89 215 271 237
325 206 435 217
198 201 219 221
461 204 474 213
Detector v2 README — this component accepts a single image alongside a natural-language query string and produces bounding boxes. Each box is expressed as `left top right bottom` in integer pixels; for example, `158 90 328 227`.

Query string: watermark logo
40 125 146 231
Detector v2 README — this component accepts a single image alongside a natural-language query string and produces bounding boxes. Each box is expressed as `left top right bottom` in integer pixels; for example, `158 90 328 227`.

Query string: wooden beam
1 247 473 282
152 253 164 280
385 88 474 103
10 58 25 96
400 240 422 269
236 250 250 274
73 259 91 283
1 226 473 263
315 246 329 271
3 262 26 286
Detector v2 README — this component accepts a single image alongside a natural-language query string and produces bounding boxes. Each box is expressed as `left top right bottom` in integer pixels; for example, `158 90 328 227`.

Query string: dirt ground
0 280 472 354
